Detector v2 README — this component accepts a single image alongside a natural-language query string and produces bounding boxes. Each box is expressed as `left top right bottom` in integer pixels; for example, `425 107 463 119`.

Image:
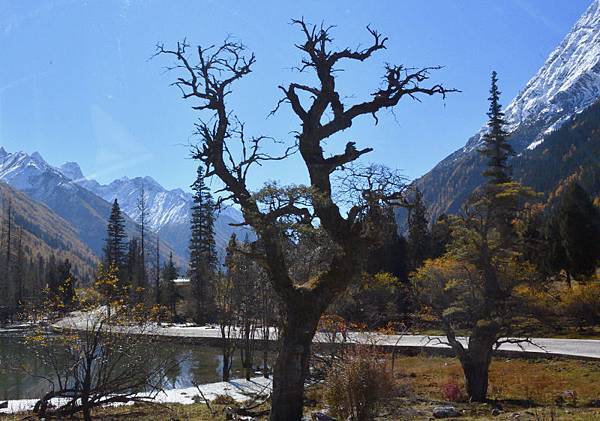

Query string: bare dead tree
157 20 455 420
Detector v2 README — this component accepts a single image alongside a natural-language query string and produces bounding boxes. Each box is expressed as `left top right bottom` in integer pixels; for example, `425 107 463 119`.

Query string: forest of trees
0 196 78 322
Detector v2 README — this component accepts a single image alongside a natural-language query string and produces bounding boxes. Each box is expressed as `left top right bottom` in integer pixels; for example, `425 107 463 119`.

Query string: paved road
64 320 599 360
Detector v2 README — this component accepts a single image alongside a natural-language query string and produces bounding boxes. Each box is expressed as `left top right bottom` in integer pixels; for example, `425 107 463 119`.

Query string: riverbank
2 356 600 420
0 376 272 415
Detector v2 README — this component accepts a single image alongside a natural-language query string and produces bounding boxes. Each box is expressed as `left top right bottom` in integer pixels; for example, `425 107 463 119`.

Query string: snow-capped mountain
0 148 65 190
78 175 192 232
0 146 250 265
405 0 600 223
57 162 252 262
0 148 184 266
464 0 600 153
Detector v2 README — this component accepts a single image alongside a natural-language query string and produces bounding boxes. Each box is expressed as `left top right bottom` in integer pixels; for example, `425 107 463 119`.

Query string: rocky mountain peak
59 162 85 181
464 0 600 152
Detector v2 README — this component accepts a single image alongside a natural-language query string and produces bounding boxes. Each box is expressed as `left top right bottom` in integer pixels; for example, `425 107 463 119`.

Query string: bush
561 282 600 328
323 346 395 421
212 394 237 405
441 376 465 402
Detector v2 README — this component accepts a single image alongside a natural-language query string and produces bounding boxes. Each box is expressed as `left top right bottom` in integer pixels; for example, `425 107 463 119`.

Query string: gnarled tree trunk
269 299 322 421
457 330 496 402
460 352 492 402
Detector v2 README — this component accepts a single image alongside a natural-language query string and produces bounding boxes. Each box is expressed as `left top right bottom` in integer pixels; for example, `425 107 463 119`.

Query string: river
0 331 259 401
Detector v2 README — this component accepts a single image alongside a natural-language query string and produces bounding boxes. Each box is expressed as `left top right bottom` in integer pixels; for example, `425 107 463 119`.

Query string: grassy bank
2 355 599 420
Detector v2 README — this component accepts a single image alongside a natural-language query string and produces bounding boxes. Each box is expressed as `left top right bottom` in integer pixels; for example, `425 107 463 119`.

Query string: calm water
0 331 258 400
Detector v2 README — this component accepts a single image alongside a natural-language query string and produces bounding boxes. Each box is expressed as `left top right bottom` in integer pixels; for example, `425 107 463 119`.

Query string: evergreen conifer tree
162 252 180 317
480 71 514 185
544 182 600 283
103 199 128 283
189 165 217 324
407 188 431 270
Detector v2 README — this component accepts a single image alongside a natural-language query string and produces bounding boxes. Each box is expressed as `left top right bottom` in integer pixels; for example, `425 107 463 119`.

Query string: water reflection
0 332 254 400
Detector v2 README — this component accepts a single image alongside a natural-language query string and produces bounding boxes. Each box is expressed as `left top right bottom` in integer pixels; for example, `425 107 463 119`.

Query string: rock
0 401 7 409
224 406 236 420
312 412 338 421
588 399 600 408
433 405 461 418
491 408 501 416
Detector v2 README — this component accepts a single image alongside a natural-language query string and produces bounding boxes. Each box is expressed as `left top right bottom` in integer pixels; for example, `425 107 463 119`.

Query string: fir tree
103 199 128 283
407 188 431 270
162 252 180 317
189 165 217 324
544 182 600 284
480 71 514 185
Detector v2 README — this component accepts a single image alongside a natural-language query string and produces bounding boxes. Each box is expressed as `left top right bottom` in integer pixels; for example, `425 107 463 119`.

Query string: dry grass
2 356 599 420
392 355 600 405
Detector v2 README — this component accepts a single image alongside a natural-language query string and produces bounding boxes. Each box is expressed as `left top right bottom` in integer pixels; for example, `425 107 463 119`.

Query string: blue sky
0 0 591 192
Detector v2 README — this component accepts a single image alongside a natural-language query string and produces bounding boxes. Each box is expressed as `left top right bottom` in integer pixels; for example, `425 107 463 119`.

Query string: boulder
433 405 461 418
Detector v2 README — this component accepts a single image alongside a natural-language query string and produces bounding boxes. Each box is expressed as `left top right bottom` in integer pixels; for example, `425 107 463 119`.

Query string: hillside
0 149 185 268
407 0 600 223
0 182 98 281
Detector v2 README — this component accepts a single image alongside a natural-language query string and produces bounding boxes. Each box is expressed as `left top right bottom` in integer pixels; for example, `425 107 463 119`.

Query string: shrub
212 394 237 405
323 346 395 421
441 376 465 402
561 282 600 328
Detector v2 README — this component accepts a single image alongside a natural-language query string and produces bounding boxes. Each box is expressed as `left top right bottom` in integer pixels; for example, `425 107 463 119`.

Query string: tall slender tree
162 252 179 316
103 199 128 283
188 165 217 324
136 184 148 299
480 71 514 185
407 188 431 270
154 235 161 305
4 199 12 305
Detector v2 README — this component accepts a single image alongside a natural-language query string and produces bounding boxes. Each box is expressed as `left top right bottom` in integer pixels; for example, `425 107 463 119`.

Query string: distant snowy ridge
55 159 251 262
464 0 600 152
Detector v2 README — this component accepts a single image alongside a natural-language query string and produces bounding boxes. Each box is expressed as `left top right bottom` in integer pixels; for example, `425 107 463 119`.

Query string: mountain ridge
0 149 185 268
407 0 600 224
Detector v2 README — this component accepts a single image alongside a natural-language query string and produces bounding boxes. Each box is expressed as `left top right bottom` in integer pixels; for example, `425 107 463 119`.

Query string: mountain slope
70 171 253 262
0 149 184 267
0 181 98 281
409 0 600 222
512 98 600 198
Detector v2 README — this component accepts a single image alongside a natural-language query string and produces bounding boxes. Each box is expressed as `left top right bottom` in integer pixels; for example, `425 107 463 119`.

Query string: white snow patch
527 139 545 150
0 377 272 415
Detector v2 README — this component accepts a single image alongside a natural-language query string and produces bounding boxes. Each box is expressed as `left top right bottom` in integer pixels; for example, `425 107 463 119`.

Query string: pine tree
162 252 180 317
103 199 128 283
544 182 600 284
407 188 431 270
136 184 148 300
57 258 76 310
480 71 514 185
189 165 217 324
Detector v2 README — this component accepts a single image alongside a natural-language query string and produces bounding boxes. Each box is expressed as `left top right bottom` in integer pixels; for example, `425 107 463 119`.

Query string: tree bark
461 355 491 402
458 332 495 402
269 306 320 421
